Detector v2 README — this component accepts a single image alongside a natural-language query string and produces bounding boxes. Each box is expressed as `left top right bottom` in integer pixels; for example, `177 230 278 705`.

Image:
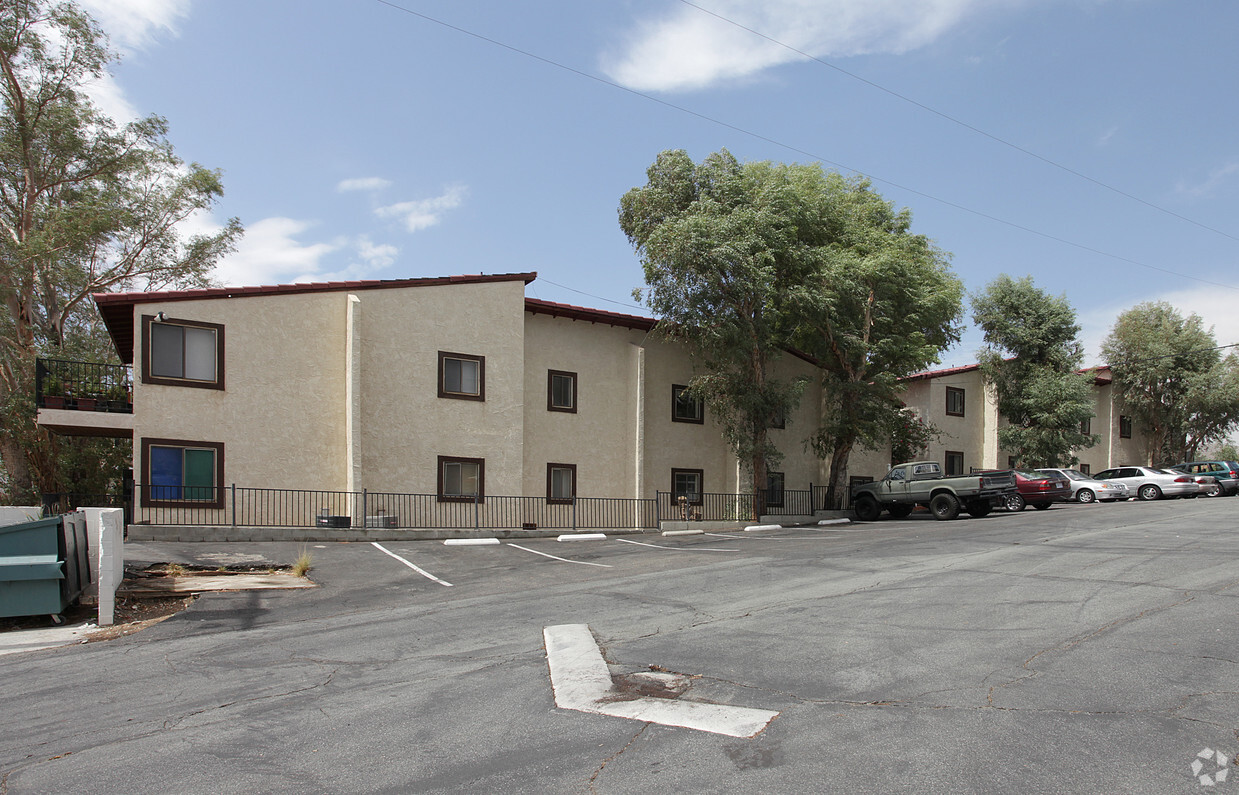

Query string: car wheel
930 493 960 520
1076 488 1096 504
1032 502 1051 510
1205 483 1222 497
1004 493 1026 512
887 504 913 519
1138 484 1162 501
853 496 881 522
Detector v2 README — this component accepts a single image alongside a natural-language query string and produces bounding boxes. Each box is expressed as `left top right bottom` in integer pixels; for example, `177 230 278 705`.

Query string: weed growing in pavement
292 546 313 577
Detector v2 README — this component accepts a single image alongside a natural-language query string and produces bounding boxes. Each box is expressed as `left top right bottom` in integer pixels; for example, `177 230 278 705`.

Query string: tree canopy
1101 302 1239 464
0 0 241 500
972 275 1096 467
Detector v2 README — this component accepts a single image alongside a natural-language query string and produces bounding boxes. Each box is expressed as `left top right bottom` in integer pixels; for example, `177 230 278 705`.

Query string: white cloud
210 217 343 286
375 185 468 233
1176 161 1239 200
356 237 398 269
603 0 1015 92
337 177 393 193
79 0 189 52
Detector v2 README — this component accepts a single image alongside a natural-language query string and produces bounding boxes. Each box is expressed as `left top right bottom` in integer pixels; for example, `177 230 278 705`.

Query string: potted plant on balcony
41 374 67 409
103 384 131 411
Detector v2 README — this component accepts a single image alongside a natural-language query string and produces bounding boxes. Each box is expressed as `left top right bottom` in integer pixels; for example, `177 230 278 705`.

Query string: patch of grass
292 546 313 577
164 563 186 577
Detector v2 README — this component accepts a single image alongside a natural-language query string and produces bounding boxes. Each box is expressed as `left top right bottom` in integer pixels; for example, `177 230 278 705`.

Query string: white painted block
661 529 704 536
83 508 124 627
557 533 606 541
744 524 781 532
444 538 500 545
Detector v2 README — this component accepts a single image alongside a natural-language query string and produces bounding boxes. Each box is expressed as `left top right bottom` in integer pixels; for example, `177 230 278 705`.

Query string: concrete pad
0 622 94 657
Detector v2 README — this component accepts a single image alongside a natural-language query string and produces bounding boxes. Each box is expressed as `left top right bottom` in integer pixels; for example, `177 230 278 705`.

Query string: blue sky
80 0 1239 368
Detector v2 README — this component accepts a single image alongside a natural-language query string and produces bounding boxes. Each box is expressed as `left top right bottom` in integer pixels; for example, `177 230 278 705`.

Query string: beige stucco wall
901 369 990 472
521 313 647 498
133 291 351 493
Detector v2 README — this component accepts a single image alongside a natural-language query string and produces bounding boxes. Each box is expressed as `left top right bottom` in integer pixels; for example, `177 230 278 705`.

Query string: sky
77 0 1239 369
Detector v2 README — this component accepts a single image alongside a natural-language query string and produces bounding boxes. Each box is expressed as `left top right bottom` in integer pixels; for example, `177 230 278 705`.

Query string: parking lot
2 496 1237 792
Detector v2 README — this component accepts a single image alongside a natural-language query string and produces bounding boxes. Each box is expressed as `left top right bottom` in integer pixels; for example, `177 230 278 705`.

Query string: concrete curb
557 533 607 542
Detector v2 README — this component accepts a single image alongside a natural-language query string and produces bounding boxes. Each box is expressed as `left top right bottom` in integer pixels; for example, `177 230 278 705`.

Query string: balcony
35 358 134 437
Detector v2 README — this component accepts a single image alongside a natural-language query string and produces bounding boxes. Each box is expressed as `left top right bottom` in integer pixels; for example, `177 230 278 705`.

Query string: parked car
1171 461 1239 497
1034 468 1130 503
977 469 1072 511
1092 466 1199 501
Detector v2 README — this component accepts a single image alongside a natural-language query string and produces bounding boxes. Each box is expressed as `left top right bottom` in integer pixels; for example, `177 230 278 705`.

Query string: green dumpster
0 515 87 621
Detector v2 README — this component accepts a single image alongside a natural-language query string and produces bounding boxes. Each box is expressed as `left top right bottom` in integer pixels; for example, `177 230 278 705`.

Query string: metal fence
41 491 134 526
36 358 133 412
132 485 659 531
655 488 818 522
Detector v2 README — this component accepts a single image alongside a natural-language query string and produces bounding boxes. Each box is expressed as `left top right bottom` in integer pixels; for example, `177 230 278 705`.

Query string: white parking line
371 542 454 586
615 538 738 552
506 543 613 567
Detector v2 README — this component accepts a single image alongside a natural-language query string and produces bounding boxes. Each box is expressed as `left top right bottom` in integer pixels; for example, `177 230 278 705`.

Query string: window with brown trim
672 384 704 424
437 455 485 501
547 463 576 503
140 437 224 508
1080 417 1091 435
672 468 704 505
1080 464 1091 475
765 471 785 506
547 370 577 413
141 315 224 389
1119 415 1133 439
438 352 485 401
945 451 964 476
945 386 965 417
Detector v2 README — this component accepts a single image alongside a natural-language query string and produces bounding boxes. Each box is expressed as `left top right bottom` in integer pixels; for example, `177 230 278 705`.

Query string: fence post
362 488 368 530
572 496 577 531
655 492 662 525
473 492 479 531
231 483 236 527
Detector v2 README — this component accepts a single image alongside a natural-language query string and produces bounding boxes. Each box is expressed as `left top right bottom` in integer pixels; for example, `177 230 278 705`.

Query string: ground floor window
438 455 484 501
765 471 785 506
547 463 576 503
141 438 223 508
671 468 703 505
945 451 964 476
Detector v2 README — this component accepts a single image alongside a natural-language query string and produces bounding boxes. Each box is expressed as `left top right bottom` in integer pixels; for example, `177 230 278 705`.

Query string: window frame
140 437 224 509
437 455 485 502
141 314 225 390
765 471 785 507
1080 464 1091 475
1119 415 1133 439
546 462 577 504
945 450 964 477
945 386 965 417
671 384 704 424
547 370 577 413
671 468 704 506
1080 417 1092 435
438 351 485 401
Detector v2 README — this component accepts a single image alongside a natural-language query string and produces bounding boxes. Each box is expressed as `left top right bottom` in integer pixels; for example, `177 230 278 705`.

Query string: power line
675 0 1239 245
371 0 1239 294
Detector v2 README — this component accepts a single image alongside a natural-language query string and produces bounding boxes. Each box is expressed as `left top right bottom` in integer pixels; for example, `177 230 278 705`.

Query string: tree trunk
824 438 854 510
751 429 767 521
0 433 37 503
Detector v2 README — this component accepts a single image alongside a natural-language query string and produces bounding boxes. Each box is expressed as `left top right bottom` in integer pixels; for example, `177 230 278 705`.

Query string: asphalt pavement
1 499 1237 793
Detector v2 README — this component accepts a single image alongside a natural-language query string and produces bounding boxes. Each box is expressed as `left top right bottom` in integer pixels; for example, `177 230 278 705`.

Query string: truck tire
887 504 914 519
929 493 960 521
965 500 992 517
853 496 881 522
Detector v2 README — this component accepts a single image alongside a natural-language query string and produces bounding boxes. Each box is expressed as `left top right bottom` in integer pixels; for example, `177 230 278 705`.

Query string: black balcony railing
36 358 133 413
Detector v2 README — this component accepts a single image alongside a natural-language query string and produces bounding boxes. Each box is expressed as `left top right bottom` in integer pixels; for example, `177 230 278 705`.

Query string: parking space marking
506 543 613 567
703 532 798 541
371 542 454 586
615 538 739 552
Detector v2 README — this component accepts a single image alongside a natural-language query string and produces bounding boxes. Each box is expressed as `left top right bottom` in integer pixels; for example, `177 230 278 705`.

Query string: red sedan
978 469 1072 511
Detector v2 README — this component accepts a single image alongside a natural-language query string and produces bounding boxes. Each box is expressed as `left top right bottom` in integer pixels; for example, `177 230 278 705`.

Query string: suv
1171 461 1239 497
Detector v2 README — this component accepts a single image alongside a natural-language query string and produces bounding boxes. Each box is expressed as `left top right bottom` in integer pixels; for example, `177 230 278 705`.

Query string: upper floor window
672 384 704 424
141 437 223 508
439 352 485 401
548 370 577 413
945 386 965 417
1080 417 1092 435
142 315 224 389
1119 415 1133 439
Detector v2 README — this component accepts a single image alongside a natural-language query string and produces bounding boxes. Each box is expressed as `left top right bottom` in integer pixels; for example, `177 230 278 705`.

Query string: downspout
345 294 362 493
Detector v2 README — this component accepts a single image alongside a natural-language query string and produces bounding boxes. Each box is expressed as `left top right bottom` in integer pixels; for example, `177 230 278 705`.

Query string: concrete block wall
83 508 124 627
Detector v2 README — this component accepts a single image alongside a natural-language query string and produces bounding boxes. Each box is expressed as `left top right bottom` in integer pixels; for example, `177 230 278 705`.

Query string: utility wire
371 0 1239 294
676 0 1239 245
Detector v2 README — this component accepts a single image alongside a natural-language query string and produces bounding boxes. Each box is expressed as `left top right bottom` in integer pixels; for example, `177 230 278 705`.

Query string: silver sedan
1035 468 1130 503
1092 466 1200 501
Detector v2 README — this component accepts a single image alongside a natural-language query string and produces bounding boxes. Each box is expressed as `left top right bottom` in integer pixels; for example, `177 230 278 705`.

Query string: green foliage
889 410 940 465
0 0 239 500
1102 302 1239 464
972 275 1096 467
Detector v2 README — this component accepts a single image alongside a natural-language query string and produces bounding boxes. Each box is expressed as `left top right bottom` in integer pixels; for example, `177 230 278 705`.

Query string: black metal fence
36 358 133 412
41 491 134 527
132 485 659 531
655 488 818 522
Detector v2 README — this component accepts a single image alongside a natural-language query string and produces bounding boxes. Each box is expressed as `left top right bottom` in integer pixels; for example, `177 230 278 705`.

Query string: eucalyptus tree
972 275 1096 468
1101 302 1239 464
0 0 241 500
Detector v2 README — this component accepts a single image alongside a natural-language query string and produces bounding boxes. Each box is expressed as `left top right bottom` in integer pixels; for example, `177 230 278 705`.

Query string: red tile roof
524 298 656 331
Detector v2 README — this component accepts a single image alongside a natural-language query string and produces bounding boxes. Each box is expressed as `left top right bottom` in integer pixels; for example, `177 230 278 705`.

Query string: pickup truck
851 461 1018 521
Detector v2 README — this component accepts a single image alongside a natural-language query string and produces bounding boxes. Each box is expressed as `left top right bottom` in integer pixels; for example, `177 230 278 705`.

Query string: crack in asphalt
588 723 648 793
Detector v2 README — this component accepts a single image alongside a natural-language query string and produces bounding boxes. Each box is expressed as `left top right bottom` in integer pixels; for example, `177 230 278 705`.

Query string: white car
1091 466 1199 501
1034 468 1130 503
